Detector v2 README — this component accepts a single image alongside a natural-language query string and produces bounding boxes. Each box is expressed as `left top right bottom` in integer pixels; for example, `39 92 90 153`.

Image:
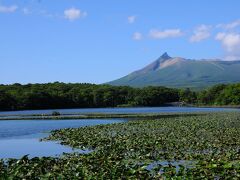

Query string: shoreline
0 103 239 114
0 112 207 120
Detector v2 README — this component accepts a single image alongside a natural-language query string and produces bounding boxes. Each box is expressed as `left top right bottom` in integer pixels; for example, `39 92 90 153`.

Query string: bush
52 111 61 116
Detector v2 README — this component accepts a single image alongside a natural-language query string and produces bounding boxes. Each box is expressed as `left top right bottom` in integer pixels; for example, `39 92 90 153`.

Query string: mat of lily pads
1 112 240 179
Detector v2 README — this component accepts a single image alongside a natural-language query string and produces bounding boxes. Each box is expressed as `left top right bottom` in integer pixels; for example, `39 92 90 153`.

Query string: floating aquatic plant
1 112 240 178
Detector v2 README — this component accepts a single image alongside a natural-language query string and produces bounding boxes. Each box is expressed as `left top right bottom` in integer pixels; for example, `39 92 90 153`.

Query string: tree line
179 83 240 106
0 82 239 111
0 83 178 110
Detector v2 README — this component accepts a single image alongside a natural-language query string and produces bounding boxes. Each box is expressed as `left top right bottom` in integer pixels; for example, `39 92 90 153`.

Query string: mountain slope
107 53 240 89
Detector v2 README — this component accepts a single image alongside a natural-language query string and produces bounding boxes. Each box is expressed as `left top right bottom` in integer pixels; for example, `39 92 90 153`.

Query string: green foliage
0 90 16 110
179 88 197 104
0 83 179 110
197 83 240 105
2 112 240 178
1 82 240 111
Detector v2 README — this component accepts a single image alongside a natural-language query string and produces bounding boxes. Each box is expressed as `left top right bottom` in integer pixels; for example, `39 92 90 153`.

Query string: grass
1 112 240 178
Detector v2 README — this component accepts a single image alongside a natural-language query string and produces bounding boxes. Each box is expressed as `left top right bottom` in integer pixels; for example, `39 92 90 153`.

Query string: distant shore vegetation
0 82 240 111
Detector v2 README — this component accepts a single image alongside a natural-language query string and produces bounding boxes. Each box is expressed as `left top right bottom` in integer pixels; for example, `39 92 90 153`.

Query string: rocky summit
107 53 240 89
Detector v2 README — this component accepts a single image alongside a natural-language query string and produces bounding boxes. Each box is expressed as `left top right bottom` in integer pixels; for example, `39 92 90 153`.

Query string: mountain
107 52 240 89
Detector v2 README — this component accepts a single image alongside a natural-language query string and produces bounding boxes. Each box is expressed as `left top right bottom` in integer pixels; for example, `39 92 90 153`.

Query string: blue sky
1 0 240 84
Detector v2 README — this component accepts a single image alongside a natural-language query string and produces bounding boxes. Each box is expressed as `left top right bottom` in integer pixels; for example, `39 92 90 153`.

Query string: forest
0 82 240 111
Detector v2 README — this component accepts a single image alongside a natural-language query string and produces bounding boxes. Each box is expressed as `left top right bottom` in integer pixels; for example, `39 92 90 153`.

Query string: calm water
0 106 238 116
0 107 239 159
0 119 125 159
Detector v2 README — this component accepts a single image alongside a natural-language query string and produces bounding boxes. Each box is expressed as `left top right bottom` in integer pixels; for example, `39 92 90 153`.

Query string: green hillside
108 53 240 89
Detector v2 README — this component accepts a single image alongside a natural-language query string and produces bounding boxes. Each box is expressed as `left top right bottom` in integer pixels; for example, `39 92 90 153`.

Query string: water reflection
0 119 125 159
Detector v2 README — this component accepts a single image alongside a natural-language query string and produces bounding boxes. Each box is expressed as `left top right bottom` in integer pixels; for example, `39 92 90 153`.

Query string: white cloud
149 29 183 39
217 19 240 29
64 8 87 21
0 5 18 13
133 32 143 40
215 32 240 60
224 55 240 61
128 16 136 24
216 33 240 52
190 24 211 42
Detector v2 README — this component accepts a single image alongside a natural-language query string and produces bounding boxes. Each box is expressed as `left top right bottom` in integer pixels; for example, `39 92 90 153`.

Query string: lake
0 119 125 159
0 107 239 159
0 106 238 116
